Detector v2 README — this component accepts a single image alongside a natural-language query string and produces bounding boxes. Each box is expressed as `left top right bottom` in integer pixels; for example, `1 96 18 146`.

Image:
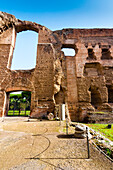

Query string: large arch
15 21 44 33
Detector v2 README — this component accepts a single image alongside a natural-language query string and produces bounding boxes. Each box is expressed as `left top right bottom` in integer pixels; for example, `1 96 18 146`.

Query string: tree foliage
9 91 31 113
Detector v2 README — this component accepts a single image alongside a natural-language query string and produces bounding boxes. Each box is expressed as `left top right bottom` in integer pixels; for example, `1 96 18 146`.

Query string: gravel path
0 117 113 170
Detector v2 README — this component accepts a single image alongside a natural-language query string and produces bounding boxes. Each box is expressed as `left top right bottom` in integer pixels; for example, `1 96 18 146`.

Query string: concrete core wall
0 11 113 121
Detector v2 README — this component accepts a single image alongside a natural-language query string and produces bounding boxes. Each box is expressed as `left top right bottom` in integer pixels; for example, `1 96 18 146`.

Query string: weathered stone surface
86 112 113 123
74 125 86 138
0 11 17 33
98 103 112 112
0 11 113 122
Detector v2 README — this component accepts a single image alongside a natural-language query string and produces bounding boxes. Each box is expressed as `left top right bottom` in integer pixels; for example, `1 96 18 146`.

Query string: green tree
9 91 31 116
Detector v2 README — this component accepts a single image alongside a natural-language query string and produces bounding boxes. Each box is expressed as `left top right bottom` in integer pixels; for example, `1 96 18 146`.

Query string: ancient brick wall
0 11 113 121
52 28 113 121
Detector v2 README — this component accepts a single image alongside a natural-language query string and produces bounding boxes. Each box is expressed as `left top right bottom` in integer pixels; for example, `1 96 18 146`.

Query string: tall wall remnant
0 11 113 121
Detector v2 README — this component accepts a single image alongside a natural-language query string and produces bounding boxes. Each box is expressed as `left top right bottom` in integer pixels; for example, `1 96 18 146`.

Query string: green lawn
87 124 113 141
8 110 30 116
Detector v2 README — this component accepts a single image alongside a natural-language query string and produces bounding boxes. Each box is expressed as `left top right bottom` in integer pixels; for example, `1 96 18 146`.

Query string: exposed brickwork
0 11 113 121
66 56 78 121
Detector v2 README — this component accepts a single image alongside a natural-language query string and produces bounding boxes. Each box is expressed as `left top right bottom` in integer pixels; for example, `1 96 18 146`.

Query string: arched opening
6 91 31 116
87 48 96 60
108 86 113 103
89 87 102 108
101 48 112 60
11 30 38 70
84 62 103 76
61 44 77 57
61 48 75 56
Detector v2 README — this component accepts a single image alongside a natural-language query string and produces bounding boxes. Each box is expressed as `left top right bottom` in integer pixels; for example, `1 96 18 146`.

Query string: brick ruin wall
0 11 113 121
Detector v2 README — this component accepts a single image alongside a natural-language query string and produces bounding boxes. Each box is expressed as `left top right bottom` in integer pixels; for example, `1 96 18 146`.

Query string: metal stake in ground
86 127 90 159
66 115 68 135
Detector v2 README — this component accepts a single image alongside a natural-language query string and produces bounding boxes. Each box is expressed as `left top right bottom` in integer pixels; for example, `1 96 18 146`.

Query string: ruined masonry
0 11 113 121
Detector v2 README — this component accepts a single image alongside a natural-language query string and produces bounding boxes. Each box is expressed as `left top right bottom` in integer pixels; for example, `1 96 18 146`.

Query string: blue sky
1 0 113 29
1 0 113 70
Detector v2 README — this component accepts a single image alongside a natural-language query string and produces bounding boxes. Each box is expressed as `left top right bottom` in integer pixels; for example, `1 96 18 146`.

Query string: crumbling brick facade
0 11 113 121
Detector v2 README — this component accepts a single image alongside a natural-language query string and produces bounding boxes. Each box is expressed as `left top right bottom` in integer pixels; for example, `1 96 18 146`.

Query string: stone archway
0 72 35 117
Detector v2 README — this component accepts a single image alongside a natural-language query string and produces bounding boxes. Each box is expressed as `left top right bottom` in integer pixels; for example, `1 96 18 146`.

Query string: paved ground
0 117 113 170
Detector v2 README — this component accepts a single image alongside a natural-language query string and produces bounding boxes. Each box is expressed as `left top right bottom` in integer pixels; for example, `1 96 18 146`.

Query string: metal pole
66 116 68 135
59 116 61 126
59 105 61 126
86 127 90 159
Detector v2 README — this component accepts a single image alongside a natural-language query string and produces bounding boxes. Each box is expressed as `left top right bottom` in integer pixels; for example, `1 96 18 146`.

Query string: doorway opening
6 91 31 116
108 86 113 103
89 87 102 109
101 48 112 60
87 48 96 60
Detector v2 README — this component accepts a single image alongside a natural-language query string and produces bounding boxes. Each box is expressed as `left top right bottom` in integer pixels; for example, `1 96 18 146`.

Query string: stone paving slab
0 117 113 170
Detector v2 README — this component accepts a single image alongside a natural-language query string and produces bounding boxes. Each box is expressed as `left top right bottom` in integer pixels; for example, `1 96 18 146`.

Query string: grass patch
8 110 30 116
87 124 113 141
89 111 111 114
93 112 109 114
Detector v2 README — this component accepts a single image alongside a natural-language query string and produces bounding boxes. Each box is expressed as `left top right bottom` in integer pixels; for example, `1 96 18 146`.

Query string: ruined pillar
0 27 16 116
66 56 78 121
33 43 55 113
